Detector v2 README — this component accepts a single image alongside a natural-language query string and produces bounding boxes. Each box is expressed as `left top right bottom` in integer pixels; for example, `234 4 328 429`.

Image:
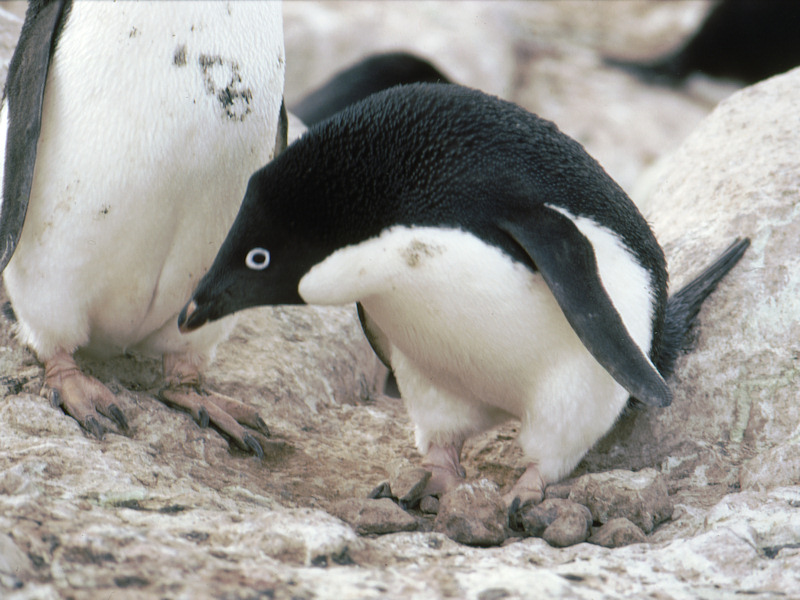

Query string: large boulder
583 66 800 502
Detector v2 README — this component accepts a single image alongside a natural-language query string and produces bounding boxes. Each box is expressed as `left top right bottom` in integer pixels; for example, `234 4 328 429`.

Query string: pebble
512 499 592 547
330 498 418 536
390 467 432 508
434 480 507 547
588 517 647 548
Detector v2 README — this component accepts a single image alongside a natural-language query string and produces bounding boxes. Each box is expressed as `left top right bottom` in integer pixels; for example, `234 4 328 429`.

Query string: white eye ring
245 247 270 270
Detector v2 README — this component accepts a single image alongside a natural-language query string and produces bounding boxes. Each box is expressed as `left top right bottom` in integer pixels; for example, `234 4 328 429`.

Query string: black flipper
273 97 288 157
357 302 392 369
499 205 672 408
0 0 69 272
655 237 750 378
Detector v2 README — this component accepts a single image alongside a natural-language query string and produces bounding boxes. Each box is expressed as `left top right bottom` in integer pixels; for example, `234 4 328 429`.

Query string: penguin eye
245 248 270 271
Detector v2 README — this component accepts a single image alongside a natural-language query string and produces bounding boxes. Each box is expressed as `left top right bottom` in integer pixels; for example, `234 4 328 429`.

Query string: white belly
1 1 285 359
299 225 656 480
356 231 613 416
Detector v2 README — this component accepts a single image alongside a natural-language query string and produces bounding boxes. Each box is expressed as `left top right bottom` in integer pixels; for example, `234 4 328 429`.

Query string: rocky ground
1 1 799 599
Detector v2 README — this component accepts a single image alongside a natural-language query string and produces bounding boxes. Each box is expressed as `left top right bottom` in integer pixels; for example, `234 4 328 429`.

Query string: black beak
178 299 205 333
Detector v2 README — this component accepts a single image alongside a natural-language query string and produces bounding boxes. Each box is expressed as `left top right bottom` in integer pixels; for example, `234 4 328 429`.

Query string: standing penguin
179 83 748 504
0 1 286 455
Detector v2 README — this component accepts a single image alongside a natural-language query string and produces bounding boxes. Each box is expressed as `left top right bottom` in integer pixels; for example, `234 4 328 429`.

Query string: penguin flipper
498 205 672 408
0 0 68 272
357 302 392 369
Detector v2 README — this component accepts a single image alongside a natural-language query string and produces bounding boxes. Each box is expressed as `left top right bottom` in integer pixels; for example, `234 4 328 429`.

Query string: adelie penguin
0 1 286 455
180 83 749 506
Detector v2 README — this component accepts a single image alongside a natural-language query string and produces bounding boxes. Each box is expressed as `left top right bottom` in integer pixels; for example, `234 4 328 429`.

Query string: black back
240 84 669 360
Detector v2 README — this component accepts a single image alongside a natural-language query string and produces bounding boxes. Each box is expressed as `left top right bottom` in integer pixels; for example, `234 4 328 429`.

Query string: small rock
330 498 418 536
419 495 440 514
588 518 647 548
367 482 394 500
477 588 512 600
543 480 573 500
543 508 592 548
390 467 431 507
739 443 800 491
434 480 507 546
512 499 592 547
569 468 673 533
511 498 561 537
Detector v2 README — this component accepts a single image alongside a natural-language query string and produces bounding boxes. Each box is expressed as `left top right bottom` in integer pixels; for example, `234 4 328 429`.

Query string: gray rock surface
3 1 800 598
739 442 800 491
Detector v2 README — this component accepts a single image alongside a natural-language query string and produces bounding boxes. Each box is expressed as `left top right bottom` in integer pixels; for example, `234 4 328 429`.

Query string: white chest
1 2 285 355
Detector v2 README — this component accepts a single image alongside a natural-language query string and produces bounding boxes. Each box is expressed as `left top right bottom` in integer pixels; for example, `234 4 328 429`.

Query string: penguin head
180 82 471 332
178 159 333 332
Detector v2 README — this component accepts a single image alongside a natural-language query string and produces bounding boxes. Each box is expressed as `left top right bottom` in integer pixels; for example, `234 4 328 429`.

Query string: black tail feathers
655 237 750 378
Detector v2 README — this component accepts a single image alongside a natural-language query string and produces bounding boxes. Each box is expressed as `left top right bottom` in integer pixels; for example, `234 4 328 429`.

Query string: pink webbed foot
420 442 467 497
503 462 546 509
158 353 270 458
43 350 128 438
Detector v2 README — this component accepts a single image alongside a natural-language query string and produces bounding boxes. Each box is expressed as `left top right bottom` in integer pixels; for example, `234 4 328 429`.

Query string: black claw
84 416 106 439
48 388 62 409
243 433 264 459
108 404 129 431
508 496 523 530
197 406 210 428
255 415 270 437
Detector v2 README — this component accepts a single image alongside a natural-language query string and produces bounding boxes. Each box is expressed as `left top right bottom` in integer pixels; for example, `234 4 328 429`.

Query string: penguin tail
654 237 750 378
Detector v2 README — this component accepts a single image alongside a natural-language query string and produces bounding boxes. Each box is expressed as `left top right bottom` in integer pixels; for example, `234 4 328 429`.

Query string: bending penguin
179 83 749 505
0 1 286 455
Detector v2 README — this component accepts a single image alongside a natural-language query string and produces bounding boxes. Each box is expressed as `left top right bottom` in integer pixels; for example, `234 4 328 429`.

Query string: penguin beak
178 299 205 333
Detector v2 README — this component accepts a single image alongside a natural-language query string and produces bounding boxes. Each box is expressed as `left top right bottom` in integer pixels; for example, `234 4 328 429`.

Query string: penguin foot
502 462 545 509
419 442 467 498
159 354 270 458
43 350 129 438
